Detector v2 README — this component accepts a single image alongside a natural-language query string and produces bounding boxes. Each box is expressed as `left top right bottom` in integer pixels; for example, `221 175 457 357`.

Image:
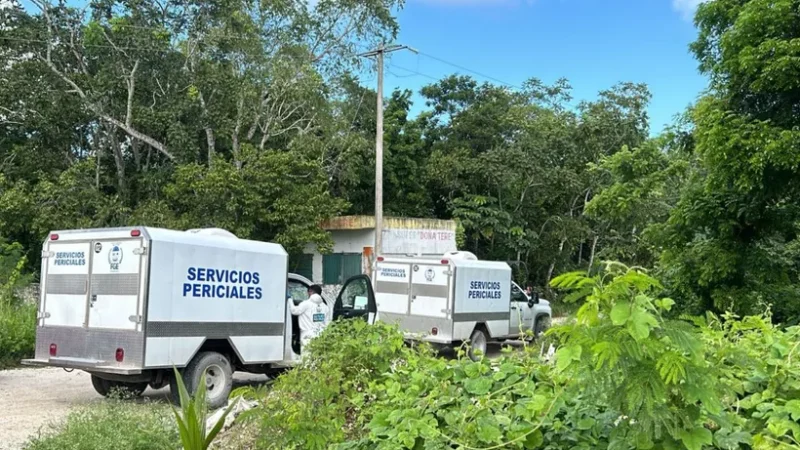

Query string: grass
24 400 179 450
0 300 36 369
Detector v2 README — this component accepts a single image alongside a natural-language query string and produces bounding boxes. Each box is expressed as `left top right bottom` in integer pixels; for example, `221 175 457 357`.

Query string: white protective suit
288 293 330 354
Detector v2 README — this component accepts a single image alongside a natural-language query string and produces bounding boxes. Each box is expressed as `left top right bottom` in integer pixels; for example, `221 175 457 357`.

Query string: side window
339 278 369 310
287 280 309 305
511 283 528 303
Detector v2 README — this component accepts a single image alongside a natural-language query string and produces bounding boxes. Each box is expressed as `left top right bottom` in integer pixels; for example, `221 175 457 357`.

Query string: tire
91 375 110 397
172 352 233 409
468 328 489 362
535 316 552 339
91 376 147 398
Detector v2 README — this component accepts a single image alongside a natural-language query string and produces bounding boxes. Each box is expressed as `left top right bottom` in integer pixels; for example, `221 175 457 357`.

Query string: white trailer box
24 227 377 407
374 252 551 358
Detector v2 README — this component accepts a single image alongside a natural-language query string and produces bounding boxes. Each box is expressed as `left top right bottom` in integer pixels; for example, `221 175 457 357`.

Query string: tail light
115 348 124 362
377 256 384 262
440 259 449 265
50 234 59 241
431 327 439 336
49 343 57 356
130 229 141 237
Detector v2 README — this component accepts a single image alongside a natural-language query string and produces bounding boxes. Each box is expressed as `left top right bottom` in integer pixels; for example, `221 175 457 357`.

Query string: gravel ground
0 368 266 450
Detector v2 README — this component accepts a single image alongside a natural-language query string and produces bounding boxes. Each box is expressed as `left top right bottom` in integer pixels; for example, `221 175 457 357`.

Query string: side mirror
528 292 539 307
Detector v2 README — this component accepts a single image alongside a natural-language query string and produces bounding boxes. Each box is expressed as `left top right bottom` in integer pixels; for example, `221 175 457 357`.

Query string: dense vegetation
0 238 35 367
219 264 799 450
4 0 800 321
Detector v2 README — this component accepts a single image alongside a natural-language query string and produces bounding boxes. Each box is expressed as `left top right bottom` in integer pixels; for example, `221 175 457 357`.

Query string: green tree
660 0 800 323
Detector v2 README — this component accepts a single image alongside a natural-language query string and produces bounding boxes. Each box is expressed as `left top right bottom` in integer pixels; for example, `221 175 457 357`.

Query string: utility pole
358 44 416 260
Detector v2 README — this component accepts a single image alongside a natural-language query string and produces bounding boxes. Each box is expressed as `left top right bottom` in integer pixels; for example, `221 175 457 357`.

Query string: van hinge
443 270 453 276
38 311 50 319
129 315 142 324
133 247 147 256
41 251 54 259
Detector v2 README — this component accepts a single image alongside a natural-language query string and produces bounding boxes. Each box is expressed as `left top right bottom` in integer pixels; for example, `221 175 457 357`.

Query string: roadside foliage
222 263 800 450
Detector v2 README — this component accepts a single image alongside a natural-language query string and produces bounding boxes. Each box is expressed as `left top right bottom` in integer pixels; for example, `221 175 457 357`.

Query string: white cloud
672 0 706 20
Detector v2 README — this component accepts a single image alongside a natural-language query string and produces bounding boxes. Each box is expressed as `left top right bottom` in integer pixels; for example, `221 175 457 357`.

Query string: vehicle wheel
535 316 552 339
174 352 233 409
91 375 111 397
468 328 488 362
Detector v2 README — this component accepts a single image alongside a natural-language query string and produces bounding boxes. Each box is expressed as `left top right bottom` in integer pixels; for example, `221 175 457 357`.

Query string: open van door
334 275 376 324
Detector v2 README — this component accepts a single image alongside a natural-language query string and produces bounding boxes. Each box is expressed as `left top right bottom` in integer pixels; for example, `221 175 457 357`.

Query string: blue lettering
216 285 226 297
242 272 252 284
196 268 206 282
252 272 260 284
202 284 211 297
187 267 196 281
207 269 216 283
214 269 224 283
230 286 239 299
255 287 262 299
230 270 238 283
183 283 191 295
247 286 255 299
192 284 202 296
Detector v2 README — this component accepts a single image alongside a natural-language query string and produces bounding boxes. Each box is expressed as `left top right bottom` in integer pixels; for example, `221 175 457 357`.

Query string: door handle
90 294 97 307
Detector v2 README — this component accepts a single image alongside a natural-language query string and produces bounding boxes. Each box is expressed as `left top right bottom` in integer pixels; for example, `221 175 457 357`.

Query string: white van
373 251 552 359
23 227 376 407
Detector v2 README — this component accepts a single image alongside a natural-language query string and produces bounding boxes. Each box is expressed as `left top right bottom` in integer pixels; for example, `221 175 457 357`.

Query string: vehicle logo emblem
108 244 123 272
424 268 435 282
94 242 102 253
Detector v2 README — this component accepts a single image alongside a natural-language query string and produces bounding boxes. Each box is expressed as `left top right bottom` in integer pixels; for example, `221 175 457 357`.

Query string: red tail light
431 327 439 336
50 234 59 241
49 343 57 356
130 229 141 237
377 256 384 262
441 259 449 265
115 348 124 362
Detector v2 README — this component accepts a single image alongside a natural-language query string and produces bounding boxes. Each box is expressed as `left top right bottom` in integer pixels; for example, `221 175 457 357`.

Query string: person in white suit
288 284 330 356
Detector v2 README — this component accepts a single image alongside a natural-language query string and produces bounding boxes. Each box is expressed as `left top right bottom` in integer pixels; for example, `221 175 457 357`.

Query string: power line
416 50 520 89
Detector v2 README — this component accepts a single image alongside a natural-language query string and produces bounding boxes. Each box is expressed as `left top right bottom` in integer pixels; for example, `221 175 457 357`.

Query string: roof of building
321 215 456 231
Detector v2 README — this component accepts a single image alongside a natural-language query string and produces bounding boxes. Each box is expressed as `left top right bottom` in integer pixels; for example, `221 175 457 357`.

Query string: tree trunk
232 96 245 169
546 237 567 287
108 126 127 197
577 242 583 265
588 235 599 273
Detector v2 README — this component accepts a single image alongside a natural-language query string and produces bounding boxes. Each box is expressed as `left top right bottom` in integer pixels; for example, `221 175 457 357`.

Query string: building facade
294 216 458 287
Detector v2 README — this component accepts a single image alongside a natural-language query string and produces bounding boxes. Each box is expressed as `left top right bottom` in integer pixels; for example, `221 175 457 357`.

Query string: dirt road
0 368 266 450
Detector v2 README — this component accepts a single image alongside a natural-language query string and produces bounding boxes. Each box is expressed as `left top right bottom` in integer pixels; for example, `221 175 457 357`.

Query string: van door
409 263 449 319
334 275 377 323
42 241 91 327
86 239 144 330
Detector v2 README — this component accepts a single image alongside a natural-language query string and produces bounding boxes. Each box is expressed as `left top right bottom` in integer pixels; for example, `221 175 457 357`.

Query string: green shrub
0 299 36 368
23 401 178 450
241 319 424 449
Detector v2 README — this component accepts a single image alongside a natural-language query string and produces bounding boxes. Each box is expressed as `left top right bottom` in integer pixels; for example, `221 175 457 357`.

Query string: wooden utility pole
358 44 415 259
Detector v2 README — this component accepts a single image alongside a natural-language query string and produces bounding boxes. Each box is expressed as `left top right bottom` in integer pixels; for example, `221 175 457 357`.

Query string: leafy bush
241 320 422 449
0 300 36 368
0 240 36 368
24 401 178 450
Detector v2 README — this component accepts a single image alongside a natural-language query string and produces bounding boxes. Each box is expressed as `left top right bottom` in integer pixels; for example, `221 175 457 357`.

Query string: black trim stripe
453 312 509 322
146 321 284 338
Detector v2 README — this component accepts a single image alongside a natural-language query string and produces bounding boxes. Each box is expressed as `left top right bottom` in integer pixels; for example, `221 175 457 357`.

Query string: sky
379 0 709 133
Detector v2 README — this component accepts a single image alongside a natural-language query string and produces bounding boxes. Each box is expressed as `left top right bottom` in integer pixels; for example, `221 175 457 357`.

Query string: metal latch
41 251 54 259
37 311 51 319
128 315 142 324
133 247 147 256
443 270 453 276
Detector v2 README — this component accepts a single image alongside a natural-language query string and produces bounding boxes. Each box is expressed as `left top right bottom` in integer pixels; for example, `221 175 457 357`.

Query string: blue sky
379 0 708 133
